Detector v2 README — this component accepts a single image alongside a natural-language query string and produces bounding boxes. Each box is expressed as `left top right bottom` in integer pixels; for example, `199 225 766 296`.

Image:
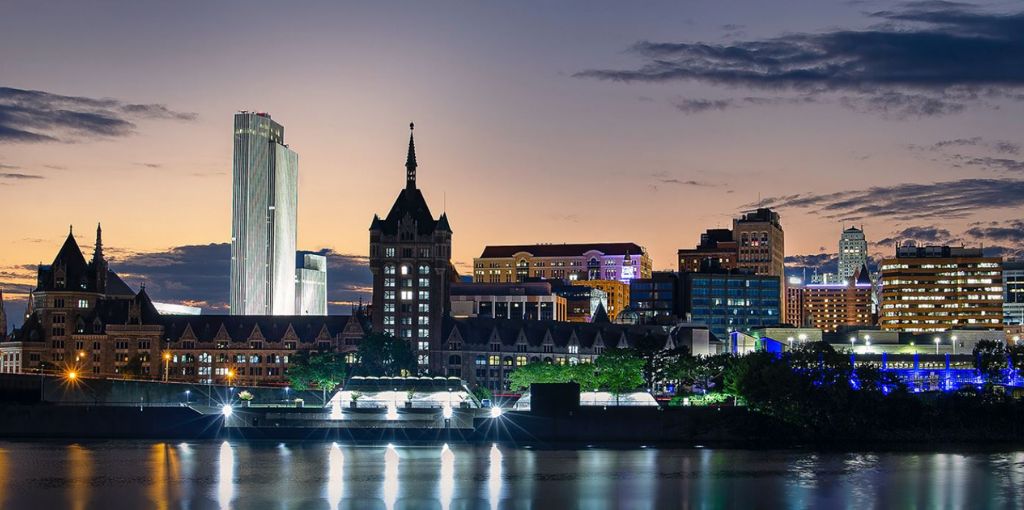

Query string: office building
369 124 453 374
230 112 298 315
795 266 874 332
677 228 738 273
629 272 681 324
450 282 567 321
295 252 328 316
574 279 629 321
473 243 651 285
682 269 781 339
838 226 868 281
879 244 1003 332
1003 261 1024 330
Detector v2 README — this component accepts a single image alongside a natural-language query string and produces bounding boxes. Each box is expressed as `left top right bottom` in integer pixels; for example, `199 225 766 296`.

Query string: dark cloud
756 178 1024 221
0 163 18 170
964 219 1024 245
576 4 1024 118
0 86 196 144
648 171 718 190
675 99 732 114
875 226 956 246
134 162 162 169
951 155 1024 173
673 95 817 114
0 172 43 180
110 243 371 314
784 253 839 279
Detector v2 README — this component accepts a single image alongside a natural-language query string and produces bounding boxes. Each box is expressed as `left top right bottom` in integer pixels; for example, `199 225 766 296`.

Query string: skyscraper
733 208 786 316
295 252 328 316
369 123 452 374
229 112 298 315
838 226 868 281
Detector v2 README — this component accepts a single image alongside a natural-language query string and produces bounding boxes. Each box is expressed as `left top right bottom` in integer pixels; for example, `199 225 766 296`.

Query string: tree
287 352 347 402
973 340 1009 382
594 349 645 404
673 353 733 394
355 332 416 376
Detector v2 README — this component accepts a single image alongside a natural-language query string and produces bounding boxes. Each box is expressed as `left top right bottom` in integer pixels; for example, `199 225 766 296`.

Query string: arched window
475 355 487 366
503 356 513 367
400 265 410 275
418 264 430 275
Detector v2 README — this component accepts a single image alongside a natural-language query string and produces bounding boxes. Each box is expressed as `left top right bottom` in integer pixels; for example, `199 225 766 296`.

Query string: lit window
385 248 396 258
400 290 414 300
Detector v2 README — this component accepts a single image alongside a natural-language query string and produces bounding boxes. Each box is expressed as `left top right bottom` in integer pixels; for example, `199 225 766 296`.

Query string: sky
2 0 1024 328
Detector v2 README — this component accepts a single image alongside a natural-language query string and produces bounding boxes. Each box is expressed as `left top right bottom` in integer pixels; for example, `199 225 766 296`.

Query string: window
400 265 410 276
418 278 430 288
418 303 430 313
488 355 501 365
384 315 395 325
418 316 430 325
419 248 431 258
384 291 396 300
418 264 430 275
400 290 414 300
402 329 413 339
418 328 430 338
77 299 88 308
418 354 429 365
384 264 396 275
53 298 66 308
384 278 396 287
402 278 413 288
384 303 396 313
568 345 579 354
418 290 429 300
516 355 527 366
418 341 429 351
385 248 396 258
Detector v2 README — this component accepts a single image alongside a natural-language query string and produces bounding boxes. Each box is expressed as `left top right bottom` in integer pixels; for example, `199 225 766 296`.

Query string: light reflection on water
0 442 1022 508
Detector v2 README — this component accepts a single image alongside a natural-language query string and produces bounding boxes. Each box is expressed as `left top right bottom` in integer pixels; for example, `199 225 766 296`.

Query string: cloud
648 171 719 191
0 86 196 143
673 95 817 114
964 219 1024 245
875 226 957 246
674 99 733 114
576 4 1024 118
0 172 43 180
134 162 162 169
756 178 1024 221
110 243 371 314
784 253 839 279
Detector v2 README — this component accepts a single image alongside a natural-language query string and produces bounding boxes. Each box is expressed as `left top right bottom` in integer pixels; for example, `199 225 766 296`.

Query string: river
0 441 1022 509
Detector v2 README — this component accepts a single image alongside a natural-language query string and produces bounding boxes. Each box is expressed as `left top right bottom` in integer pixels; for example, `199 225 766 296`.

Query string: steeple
405 122 417 190
93 223 104 264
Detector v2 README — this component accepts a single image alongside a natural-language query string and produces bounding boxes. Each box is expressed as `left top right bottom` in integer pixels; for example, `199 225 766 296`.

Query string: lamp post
787 336 794 351
934 336 941 355
951 335 958 355
849 336 856 352
163 352 171 382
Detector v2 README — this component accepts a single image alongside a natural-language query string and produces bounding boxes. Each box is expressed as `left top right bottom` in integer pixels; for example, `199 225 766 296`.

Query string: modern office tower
1003 261 1024 332
678 228 739 273
450 282 567 321
295 253 328 316
229 112 298 316
473 243 652 285
369 123 452 374
681 269 781 339
574 279 629 321
879 244 1003 332
838 226 868 281
629 272 681 324
793 266 874 332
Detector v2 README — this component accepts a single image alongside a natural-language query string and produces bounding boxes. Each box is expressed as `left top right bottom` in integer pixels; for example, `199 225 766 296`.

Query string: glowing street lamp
787 336 794 351
849 336 856 352
951 335 958 355
934 336 941 355
163 352 171 382
66 370 77 381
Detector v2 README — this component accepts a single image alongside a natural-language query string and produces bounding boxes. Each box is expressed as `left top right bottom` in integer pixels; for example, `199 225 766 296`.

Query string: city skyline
2 1 1024 326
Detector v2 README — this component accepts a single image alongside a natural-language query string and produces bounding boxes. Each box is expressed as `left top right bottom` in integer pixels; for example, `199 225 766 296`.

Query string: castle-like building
369 123 453 374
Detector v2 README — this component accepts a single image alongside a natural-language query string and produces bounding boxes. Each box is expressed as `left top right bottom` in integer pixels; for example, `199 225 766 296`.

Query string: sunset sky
2 0 1024 327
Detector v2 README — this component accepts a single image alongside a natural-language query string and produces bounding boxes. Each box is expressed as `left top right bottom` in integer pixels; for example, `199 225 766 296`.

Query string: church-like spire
405 122 417 190
93 223 104 264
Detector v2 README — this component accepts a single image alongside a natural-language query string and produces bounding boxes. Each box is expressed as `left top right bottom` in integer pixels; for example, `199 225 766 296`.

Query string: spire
93 223 104 264
405 122 417 190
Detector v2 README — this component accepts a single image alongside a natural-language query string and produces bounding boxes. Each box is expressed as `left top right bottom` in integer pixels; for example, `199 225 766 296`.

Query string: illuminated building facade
369 124 453 374
838 226 868 281
879 245 1003 332
230 111 298 316
1002 261 1024 331
473 243 651 285
450 282 567 321
573 279 629 321
295 252 328 316
682 269 781 338
795 266 874 332
677 228 738 273
629 272 681 324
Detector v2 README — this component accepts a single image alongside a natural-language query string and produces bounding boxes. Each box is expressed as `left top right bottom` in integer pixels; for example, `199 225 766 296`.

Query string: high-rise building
733 208 785 317
879 244 1003 332
473 243 651 285
629 272 681 324
1004 261 1024 331
369 123 452 374
229 112 298 316
838 226 868 281
681 269 781 339
295 253 328 316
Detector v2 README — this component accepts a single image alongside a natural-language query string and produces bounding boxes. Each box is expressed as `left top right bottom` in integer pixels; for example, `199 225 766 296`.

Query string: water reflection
0 446 7 509
217 441 234 509
67 444 91 510
383 443 399 510
439 444 454 510
488 443 502 510
326 443 344 509
148 443 179 510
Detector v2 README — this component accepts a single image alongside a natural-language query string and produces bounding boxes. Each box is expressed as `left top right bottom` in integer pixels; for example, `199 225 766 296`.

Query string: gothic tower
369 123 453 375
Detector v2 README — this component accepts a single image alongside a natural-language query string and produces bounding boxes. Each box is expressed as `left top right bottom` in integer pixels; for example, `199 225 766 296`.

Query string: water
1 441 1023 509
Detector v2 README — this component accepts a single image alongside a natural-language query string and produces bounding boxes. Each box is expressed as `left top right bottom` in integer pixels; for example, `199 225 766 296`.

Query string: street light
787 336 794 351
934 336 941 355
951 335 958 355
798 333 807 342
66 370 77 381
163 352 171 382
849 336 856 352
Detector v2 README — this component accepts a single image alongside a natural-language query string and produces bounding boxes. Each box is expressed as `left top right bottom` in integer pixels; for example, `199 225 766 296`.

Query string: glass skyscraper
230 112 298 315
